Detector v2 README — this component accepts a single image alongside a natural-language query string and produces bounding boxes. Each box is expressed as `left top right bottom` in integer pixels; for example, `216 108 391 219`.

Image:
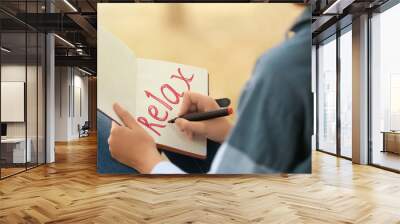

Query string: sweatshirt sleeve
151 161 186 174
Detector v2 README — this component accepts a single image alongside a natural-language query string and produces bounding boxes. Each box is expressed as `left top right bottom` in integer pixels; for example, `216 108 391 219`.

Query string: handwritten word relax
137 68 194 136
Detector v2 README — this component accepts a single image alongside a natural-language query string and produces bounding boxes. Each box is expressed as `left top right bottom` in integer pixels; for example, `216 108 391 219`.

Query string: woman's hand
175 92 232 143
108 103 162 174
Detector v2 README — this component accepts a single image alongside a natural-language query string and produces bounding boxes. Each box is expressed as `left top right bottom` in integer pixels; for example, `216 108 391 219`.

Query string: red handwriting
137 67 194 136
145 90 172 111
148 105 168 122
170 68 194 91
137 117 165 136
161 84 181 104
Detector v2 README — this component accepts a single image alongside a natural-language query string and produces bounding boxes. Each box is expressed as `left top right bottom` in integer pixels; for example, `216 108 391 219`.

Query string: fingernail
113 103 119 110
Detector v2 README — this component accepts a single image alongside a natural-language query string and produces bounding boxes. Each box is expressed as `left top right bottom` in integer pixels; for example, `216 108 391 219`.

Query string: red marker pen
168 107 233 123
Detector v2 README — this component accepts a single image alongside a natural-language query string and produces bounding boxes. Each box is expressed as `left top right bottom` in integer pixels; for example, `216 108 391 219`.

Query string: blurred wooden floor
1 134 400 223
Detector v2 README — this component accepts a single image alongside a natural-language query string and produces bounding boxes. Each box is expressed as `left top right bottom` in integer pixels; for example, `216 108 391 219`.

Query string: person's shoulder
248 30 311 103
252 30 311 89
258 31 310 74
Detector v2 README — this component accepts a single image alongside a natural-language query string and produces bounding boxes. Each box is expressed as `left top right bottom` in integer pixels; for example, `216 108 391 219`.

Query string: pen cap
227 107 233 115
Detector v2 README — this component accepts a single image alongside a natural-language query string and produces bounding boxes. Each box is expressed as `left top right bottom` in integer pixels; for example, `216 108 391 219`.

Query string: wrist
135 149 163 174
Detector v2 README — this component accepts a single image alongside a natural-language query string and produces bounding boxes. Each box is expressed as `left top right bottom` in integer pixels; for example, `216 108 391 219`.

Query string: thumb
175 118 206 136
111 121 118 128
113 103 139 129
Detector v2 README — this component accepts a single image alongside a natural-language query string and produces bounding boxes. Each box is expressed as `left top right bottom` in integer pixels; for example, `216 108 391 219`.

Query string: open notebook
97 26 208 173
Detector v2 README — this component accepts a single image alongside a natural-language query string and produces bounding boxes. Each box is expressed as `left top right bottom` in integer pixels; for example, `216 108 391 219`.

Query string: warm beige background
98 3 303 115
